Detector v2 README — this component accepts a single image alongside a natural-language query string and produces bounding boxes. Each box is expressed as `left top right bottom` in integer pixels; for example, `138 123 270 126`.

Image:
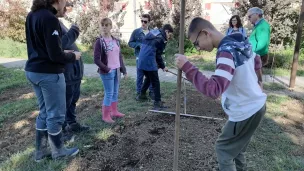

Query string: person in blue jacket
225 15 247 38
136 24 173 110
128 14 154 99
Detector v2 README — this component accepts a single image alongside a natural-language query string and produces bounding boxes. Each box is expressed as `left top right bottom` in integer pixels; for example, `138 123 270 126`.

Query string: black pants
141 70 161 102
64 82 81 126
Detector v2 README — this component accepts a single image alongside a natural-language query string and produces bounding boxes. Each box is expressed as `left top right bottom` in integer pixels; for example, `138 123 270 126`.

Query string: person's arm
254 54 263 88
118 40 127 75
128 30 140 49
255 25 270 54
61 24 80 49
181 51 235 99
43 16 75 63
93 39 111 73
155 40 166 69
119 52 127 75
242 27 247 38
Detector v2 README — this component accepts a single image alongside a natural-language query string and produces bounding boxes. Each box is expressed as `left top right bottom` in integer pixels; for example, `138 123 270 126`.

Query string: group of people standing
24 0 270 170
24 0 173 162
225 7 271 67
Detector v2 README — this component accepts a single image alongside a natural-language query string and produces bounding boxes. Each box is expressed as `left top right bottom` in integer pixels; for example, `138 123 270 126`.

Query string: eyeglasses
193 30 202 47
248 13 256 19
141 20 149 24
101 23 111 27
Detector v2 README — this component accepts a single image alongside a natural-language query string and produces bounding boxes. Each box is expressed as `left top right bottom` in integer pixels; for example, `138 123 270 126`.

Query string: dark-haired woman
25 0 81 161
226 15 247 38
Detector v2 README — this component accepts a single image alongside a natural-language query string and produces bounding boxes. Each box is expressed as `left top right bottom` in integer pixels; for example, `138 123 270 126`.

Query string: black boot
136 93 148 101
65 122 90 133
149 91 155 100
153 101 168 110
48 132 79 159
34 130 51 162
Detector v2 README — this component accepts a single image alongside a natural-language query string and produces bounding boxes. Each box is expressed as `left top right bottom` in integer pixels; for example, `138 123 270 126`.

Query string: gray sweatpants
215 104 266 171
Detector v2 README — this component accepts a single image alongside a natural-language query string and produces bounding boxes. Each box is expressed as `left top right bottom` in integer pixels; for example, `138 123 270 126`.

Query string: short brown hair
100 18 112 25
31 0 58 12
188 17 216 38
141 14 151 21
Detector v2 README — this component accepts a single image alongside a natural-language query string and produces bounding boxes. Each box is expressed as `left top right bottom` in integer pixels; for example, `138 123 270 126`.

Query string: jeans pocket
45 74 60 83
100 72 112 80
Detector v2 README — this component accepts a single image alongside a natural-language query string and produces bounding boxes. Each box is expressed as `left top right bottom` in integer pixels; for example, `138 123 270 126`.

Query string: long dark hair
229 15 243 28
31 0 58 12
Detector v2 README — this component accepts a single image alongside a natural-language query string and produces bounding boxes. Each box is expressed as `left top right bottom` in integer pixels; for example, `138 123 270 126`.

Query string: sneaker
65 122 90 133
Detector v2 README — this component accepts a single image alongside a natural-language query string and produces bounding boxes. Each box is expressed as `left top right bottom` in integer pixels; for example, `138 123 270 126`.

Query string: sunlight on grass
96 128 115 141
267 94 289 104
0 66 29 93
81 77 103 96
266 94 289 117
13 120 30 129
0 98 36 126
247 117 304 171
263 82 286 91
0 147 72 171
0 147 34 171
247 93 304 170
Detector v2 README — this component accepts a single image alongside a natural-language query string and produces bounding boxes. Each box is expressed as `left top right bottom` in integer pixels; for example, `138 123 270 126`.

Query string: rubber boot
48 132 79 159
102 105 115 123
34 130 51 162
111 102 125 118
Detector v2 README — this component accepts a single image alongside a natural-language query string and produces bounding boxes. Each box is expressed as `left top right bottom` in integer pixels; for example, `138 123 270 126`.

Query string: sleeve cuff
181 61 193 72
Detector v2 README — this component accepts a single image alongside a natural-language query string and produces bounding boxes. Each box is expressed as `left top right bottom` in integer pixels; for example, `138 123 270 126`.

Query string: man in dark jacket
128 14 154 99
58 4 90 134
136 24 173 110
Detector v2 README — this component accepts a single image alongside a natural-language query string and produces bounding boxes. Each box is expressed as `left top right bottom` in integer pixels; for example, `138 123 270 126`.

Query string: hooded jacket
182 33 267 122
137 29 167 71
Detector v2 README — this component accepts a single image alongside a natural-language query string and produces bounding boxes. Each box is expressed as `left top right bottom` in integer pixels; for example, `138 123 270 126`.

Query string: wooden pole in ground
289 0 304 88
173 0 185 170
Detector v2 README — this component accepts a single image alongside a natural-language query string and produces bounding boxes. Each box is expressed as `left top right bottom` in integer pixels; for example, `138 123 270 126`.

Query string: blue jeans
100 69 119 106
136 60 153 94
65 82 81 126
26 71 66 135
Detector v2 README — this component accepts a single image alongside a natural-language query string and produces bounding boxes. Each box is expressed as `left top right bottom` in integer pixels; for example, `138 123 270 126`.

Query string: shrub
0 38 27 58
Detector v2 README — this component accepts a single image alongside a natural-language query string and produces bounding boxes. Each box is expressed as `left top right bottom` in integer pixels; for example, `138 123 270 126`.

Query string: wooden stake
289 0 304 88
173 0 185 170
149 110 225 121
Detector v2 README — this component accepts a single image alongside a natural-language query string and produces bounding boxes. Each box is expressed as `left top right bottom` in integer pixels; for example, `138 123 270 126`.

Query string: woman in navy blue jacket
25 0 81 162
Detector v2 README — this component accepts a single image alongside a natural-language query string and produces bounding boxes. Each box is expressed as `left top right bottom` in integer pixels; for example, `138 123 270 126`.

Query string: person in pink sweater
93 18 127 123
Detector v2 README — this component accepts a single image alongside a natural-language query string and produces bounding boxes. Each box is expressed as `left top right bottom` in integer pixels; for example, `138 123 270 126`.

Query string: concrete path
1 57 303 87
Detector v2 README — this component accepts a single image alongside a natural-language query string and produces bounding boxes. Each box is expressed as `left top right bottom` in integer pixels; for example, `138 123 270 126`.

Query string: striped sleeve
181 51 235 99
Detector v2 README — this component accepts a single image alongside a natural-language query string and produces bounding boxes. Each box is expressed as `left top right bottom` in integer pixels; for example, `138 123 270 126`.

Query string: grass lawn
0 65 303 170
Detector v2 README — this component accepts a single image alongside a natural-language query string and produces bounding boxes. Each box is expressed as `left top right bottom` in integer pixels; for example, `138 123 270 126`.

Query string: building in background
63 0 237 42
202 0 236 31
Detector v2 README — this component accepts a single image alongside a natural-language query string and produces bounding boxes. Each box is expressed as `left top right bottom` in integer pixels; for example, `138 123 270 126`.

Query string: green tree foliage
0 0 28 43
233 0 300 47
